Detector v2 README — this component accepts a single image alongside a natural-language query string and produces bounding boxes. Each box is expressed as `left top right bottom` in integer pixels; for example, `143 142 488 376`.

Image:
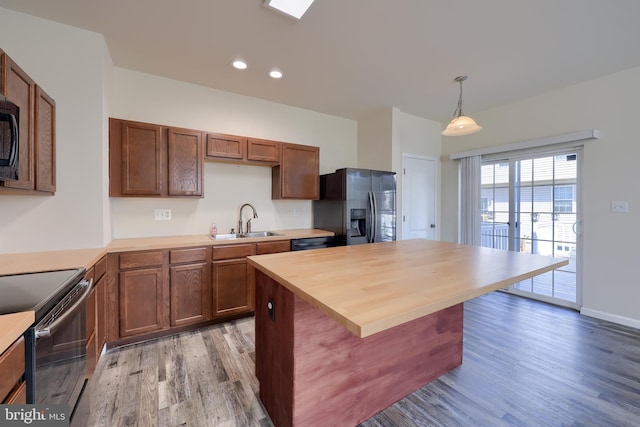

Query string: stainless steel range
0 268 91 419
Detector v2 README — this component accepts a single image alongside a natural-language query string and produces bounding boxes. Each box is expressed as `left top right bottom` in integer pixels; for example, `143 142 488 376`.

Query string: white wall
110 68 357 238
392 109 442 240
0 8 110 254
440 66 640 327
357 108 393 171
357 107 442 240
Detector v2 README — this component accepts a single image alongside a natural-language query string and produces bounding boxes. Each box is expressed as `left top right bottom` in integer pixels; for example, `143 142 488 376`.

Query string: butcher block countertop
0 229 332 276
248 239 569 338
0 311 34 354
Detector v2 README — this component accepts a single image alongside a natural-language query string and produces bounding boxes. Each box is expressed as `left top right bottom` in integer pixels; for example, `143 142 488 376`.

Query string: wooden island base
255 270 464 427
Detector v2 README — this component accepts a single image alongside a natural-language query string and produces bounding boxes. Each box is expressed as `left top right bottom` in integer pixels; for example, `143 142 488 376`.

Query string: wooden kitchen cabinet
34 86 56 193
109 118 203 198
247 138 280 163
0 337 26 404
205 133 280 165
212 244 256 317
0 51 56 195
168 127 203 196
85 266 97 378
272 142 319 200
169 247 211 327
0 51 35 192
94 256 107 363
118 251 168 338
206 132 246 161
256 240 291 255
85 255 107 377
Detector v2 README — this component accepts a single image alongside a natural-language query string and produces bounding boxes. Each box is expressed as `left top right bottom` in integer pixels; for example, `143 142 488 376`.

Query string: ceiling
2 0 640 123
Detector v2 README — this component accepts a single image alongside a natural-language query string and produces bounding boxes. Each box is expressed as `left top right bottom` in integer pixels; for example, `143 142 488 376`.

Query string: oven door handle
35 278 93 339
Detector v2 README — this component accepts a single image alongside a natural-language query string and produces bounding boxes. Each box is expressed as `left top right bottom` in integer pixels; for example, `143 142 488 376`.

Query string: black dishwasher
290 236 334 251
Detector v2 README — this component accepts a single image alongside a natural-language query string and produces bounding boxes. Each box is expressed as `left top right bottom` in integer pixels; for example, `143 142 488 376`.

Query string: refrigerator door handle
367 191 374 243
371 191 378 242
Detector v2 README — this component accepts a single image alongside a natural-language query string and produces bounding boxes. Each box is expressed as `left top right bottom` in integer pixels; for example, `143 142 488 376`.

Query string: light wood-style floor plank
84 292 640 426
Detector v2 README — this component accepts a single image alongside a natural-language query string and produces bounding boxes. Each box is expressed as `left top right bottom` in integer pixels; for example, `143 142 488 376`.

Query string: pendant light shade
442 76 482 136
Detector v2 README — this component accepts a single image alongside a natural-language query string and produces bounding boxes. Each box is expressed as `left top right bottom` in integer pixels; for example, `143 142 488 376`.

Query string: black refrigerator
313 168 396 246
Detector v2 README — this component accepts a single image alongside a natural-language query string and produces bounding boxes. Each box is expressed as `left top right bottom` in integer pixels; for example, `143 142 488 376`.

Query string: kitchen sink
210 231 283 240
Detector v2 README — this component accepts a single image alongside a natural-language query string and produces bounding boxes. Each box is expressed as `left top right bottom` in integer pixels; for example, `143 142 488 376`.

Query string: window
554 185 574 213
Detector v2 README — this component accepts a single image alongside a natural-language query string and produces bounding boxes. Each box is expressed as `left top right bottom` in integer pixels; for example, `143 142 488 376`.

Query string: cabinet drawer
120 251 164 269
213 244 255 261
256 240 291 255
95 256 107 281
0 337 25 403
170 247 208 264
4 381 26 405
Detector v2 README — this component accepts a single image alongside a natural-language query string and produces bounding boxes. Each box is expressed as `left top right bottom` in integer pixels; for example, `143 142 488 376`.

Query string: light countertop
248 239 569 338
0 229 332 276
0 311 34 354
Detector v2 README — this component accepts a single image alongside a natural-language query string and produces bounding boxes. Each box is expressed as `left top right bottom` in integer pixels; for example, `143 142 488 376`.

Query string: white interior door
402 154 437 240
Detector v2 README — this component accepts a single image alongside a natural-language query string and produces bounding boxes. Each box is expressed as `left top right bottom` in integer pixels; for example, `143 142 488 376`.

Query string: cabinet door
272 143 319 200
34 86 55 193
1 54 35 191
94 256 107 357
212 258 252 317
169 262 210 327
168 128 203 196
206 132 246 160
247 138 280 163
119 267 165 337
118 120 165 196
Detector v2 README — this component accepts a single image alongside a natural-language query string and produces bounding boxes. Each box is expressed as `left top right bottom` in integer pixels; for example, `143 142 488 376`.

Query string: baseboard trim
580 307 640 330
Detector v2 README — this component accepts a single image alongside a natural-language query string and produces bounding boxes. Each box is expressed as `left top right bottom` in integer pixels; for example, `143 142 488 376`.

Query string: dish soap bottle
210 222 218 238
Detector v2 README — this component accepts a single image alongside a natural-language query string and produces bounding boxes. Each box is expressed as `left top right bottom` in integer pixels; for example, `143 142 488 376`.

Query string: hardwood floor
84 292 640 426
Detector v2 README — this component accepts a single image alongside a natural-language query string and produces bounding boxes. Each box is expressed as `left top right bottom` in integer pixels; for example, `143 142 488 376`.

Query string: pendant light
441 75 482 136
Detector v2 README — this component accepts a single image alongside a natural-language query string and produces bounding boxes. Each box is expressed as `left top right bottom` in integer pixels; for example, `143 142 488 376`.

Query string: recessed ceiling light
269 70 283 79
264 0 315 20
232 60 247 70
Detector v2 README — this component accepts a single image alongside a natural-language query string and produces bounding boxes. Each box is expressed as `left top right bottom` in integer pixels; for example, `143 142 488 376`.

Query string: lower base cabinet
0 337 26 404
212 244 255 317
105 241 292 347
169 247 211 327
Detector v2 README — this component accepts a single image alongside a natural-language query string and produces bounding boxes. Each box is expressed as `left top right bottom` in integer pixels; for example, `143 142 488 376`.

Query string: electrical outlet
293 208 300 217
610 201 628 213
154 209 172 220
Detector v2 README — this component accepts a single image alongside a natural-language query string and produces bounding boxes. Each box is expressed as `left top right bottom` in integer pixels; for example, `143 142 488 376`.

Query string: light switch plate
610 201 628 213
155 209 172 220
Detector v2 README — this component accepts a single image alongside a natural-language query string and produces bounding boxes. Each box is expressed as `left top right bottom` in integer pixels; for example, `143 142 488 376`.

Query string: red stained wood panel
254 270 464 427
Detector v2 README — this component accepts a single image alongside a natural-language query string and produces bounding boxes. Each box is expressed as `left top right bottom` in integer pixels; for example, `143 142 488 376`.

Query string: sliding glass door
481 150 582 309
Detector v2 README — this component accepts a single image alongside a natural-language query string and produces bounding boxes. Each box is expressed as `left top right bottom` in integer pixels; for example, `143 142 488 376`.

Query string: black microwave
0 95 19 181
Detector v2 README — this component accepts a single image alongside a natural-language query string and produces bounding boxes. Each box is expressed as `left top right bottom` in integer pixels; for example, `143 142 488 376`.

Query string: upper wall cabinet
0 50 56 195
272 143 319 200
109 118 203 198
205 132 246 161
111 117 319 200
205 133 280 165
34 86 56 193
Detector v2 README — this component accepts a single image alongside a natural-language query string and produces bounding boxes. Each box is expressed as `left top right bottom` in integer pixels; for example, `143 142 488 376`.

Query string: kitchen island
247 239 568 427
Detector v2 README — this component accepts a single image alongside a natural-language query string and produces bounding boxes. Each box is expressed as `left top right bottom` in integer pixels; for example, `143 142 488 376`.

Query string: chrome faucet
238 203 258 235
